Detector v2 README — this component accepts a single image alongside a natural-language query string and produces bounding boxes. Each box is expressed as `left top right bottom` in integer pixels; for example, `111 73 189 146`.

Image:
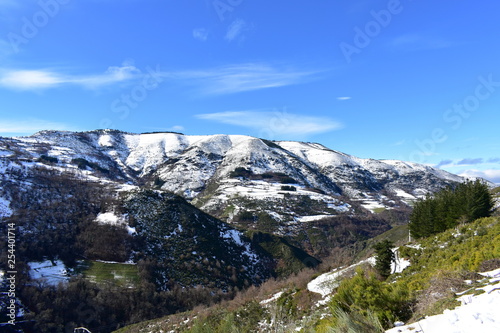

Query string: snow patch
95 212 126 225
386 269 500 333
297 215 333 223
0 196 12 218
260 291 284 305
29 260 69 285
221 229 244 246
308 257 376 297
98 134 114 147
392 248 411 274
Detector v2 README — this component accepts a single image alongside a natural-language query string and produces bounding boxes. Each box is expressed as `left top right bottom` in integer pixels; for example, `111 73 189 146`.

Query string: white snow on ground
359 199 387 213
307 257 376 298
260 291 284 305
386 268 500 333
220 228 260 263
393 188 418 205
392 248 411 274
210 179 351 215
0 196 12 218
126 226 137 235
393 189 416 200
297 215 334 223
221 229 244 246
95 211 127 226
98 134 114 147
29 260 69 285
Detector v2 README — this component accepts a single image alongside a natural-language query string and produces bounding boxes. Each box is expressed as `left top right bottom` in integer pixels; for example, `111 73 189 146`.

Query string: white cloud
0 118 80 136
0 63 140 90
176 63 321 95
169 125 185 132
459 169 500 184
196 110 343 138
0 70 63 89
337 96 351 101
225 19 247 42
193 28 209 42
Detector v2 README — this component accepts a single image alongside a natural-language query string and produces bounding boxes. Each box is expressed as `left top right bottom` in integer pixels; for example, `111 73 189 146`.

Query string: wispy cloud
225 19 248 43
457 158 484 165
196 110 343 138
0 118 80 136
436 159 453 168
0 62 325 95
175 63 322 95
193 28 209 42
337 96 351 101
0 63 140 90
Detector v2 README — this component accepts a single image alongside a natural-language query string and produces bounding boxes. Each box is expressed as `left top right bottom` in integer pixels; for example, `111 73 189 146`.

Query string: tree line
409 180 494 239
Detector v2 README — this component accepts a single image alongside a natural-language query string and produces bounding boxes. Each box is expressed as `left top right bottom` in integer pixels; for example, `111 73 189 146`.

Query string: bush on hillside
329 268 412 328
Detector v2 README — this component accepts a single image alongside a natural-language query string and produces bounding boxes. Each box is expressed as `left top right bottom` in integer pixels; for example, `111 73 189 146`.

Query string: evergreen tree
373 240 394 279
409 180 494 239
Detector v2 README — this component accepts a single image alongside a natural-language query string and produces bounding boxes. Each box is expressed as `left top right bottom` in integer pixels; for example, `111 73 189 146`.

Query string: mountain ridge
0 128 467 243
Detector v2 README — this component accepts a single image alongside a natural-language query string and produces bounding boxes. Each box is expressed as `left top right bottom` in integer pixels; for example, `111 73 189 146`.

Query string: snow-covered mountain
0 129 464 227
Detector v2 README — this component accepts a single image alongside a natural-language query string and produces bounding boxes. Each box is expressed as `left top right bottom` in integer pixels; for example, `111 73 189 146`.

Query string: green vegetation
37 154 58 164
229 167 253 178
409 180 494 238
114 215 499 332
71 157 110 174
373 240 394 279
328 268 411 328
315 216 500 331
248 231 320 276
83 261 140 287
281 185 297 191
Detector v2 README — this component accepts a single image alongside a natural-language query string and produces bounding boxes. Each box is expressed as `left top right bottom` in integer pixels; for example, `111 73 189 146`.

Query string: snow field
307 257 377 298
386 268 500 333
29 260 69 285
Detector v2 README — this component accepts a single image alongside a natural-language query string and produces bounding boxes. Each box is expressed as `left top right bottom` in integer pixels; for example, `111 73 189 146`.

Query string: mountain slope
0 129 467 258
0 129 463 215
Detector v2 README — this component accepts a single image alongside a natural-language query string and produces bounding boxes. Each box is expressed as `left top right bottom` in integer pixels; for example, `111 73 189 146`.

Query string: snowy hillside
0 130 464 221
386 268 500 333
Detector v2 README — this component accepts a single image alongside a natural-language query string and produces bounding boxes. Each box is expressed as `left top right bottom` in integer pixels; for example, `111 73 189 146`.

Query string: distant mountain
0 129 465 257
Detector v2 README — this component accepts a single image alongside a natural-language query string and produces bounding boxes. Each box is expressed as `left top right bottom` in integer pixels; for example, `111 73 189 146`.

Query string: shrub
37 154 58 164
229 167 252 178
280 185 296 191
329 268 412 328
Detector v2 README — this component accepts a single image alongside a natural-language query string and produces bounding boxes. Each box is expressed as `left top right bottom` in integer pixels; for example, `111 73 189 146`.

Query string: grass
354 224 410 261
83 261 140 287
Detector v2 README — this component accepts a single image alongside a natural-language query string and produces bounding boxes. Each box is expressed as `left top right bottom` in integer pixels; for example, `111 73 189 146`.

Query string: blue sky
0 0 499 182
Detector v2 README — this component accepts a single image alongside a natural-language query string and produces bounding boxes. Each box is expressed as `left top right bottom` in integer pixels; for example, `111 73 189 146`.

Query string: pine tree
409 179 494 239
373 240 394 279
